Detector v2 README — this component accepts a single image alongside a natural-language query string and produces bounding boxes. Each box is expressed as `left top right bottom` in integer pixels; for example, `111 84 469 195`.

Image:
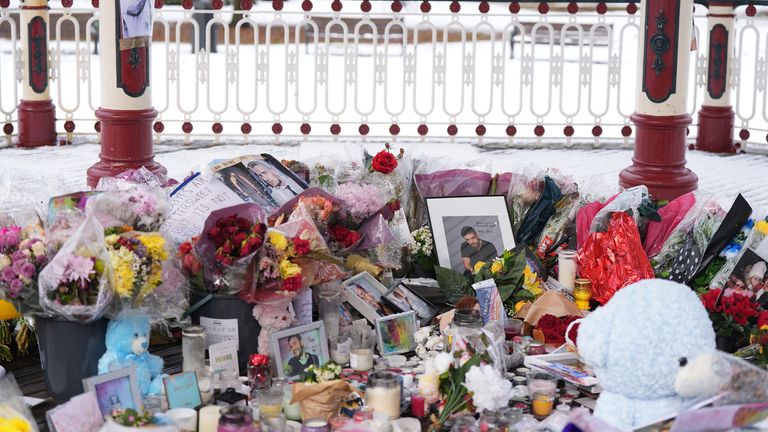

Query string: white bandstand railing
0 0 767 151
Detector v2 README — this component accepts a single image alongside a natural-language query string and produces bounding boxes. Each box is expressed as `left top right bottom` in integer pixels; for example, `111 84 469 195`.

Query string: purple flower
11 250 25 262
8 279 23 297
12 259 26 274
64 254 95 283
20 262 35 279
1 266 15 283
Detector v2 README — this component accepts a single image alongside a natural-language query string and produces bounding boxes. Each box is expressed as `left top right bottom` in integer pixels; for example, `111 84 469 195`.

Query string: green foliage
434 266 472 305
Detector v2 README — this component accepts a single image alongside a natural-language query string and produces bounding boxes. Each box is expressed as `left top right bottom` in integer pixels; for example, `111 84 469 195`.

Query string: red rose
178 242 193 255
292 237 311 256
371 150 398 174
282 274 303 292
758 311 768 329
329 226 361 248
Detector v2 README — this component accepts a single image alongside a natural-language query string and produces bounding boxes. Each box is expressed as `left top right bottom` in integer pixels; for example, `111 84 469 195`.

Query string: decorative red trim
20 5 49 9
642 0 681 104
27 16 48 94
708 13 735 18
86 108 166 188
619 113 697 200
707 24 729 100
17 99 56 147
695 105 736 153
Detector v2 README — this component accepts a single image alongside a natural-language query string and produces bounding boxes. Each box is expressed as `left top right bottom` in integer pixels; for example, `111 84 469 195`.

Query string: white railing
0 0 767 151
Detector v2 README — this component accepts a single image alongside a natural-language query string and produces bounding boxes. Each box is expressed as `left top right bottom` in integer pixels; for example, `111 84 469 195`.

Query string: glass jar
448 309 484 354
317 287 342 340
255 386 283 418
261 413 287 432
574 278 592 310
248 354 272 391
217 405 256 432
349 331 374 372
527 342 546 356
479 411 506 432
220 370 241 392
282 384 302 421
557 249 578 292
197 366 214 403
182 324 207 372
450 416 477 432
366 371 401 420
329 335 351 365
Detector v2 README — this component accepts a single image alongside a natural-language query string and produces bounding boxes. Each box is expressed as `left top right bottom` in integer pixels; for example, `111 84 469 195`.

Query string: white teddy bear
577 279 716 430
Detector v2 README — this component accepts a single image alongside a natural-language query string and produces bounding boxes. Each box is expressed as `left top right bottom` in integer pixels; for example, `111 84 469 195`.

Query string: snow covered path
1 142 767 214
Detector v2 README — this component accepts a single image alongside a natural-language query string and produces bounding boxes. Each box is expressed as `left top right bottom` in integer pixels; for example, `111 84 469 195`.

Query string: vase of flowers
701 288 759 353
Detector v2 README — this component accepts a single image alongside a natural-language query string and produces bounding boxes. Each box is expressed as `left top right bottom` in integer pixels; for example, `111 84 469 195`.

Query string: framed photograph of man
342 272 397 324
425 196 515 275
270 321 329 381
384 283 438 327
212 154 308 212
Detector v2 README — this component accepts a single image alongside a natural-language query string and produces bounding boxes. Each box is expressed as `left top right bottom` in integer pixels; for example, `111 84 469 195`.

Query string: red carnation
282 274 303 292
178 242 193 255
371 150 398 174
758 311 768 329
329 226 361 248
292 237 311 256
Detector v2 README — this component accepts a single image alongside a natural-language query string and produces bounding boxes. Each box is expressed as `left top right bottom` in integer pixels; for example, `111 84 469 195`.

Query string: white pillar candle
350 348 374 372
366 386 401 420
557 249 578 292
198 405 222 432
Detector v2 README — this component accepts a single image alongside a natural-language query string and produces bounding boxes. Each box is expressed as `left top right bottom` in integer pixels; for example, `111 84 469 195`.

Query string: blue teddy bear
98 314 166 397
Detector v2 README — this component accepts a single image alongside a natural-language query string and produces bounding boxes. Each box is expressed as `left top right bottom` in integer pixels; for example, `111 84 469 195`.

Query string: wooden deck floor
4 342 183 432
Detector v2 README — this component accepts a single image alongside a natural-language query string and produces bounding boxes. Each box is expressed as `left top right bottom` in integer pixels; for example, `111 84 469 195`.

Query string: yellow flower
514 300 529 313
523 265 542 296
761 325 768 332
268 231 288 252
757 220 768 236
110 248 136 298
279 259 302 279
473 261 487 274
0 415 32 432
138 234 168 260
490 260 504 274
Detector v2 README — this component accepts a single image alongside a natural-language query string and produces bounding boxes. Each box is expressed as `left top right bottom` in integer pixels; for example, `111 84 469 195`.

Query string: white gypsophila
464 364 513 412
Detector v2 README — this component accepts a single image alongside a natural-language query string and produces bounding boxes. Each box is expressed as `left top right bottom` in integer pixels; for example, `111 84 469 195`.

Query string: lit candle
198 405 222 432
531 393 554 417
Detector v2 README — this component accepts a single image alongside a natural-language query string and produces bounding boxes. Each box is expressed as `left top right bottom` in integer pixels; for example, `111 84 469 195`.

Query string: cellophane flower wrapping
195 203 267 295
578 212 655 305
504 167 542 233
644 192 697 257
588 186 649 234
243 207 343 304
516 176 564 246
650 194 723 281
39 215 113 322
86 183 168 232
0 222 48 315
0 374 37 432
270 188 343 233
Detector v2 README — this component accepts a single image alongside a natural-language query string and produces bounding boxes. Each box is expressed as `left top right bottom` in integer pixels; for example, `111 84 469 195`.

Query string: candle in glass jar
350 348 374 371
366 372 401 420
301 419 330 432
527 379 557 397
282 385 301 421
410 395 426 418
531 393 554 417
557 249 578 291
182 325 207 373
199 405 222 432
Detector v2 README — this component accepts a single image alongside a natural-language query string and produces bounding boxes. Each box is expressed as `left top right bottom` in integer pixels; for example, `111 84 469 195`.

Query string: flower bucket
36 316 108 401
188 290 261 372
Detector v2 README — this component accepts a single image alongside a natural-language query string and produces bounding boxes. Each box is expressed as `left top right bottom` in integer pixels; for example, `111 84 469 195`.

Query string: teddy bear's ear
576 304 615 368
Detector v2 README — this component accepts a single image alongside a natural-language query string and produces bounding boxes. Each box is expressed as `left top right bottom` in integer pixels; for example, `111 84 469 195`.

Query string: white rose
464 364 513 412
31 241 46 257
0 255 10 271
433 352 453 375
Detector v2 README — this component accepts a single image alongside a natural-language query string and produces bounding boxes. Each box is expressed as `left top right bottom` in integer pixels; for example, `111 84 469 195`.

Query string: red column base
695 105 736 153
86 107 167 188
619 113 698 201
17 99 56 148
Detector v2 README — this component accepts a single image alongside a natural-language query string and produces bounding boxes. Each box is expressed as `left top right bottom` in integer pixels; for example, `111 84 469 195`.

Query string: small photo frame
384 282 438 327
270 321 330 381
82 365 142 418
163 371 203 410
342 272 396 324
375 310 418 356
426 196 515 276
723 248 768 299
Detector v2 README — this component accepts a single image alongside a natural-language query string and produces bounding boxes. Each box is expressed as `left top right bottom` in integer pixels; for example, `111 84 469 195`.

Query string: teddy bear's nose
142 340 148 349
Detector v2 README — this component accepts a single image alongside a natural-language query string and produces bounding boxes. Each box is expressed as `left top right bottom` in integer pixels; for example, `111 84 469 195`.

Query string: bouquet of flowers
38 215 113 321
269 188 341 230
193 203 268 295
534 314 580 345
106 229 169 308
303 362 342 384
701 288 759 350
86 184 168 232
408 226 436 273
177 237 204 291
0 374 35 432
745 311 768 366
0 224 47 314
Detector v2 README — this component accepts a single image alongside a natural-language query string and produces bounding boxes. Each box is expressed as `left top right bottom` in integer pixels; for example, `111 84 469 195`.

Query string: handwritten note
209 340 239 376
199 316 239 350
162 173 244 245
163 372 203 410
46 391 104 432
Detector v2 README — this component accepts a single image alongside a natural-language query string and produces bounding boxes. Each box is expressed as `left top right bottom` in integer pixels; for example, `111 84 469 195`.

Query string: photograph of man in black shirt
460 226 499 274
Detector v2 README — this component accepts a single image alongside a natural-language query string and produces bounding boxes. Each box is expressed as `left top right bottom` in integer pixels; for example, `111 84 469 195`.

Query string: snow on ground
1 141 767 216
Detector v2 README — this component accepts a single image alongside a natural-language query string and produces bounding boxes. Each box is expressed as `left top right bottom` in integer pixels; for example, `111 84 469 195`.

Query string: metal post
86 0 166 187
17 0 56 148
619 0 698 200
695 1 737 153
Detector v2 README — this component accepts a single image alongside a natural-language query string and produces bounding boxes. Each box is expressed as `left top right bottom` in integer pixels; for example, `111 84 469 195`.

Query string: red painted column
695 2 737 153
619 0 698 200
17 0 57 148
86 0 166 188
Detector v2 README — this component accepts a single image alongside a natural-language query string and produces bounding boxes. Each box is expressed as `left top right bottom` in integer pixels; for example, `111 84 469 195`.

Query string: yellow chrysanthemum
104 234 119 246
138 234 168 260
761 325 768 332
473 261 487 274
523 265 542 296
268 231 288 252
110 248 136 298
0 415 32 432
757 220 768 236
279 259 302 279
490 260 504 274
